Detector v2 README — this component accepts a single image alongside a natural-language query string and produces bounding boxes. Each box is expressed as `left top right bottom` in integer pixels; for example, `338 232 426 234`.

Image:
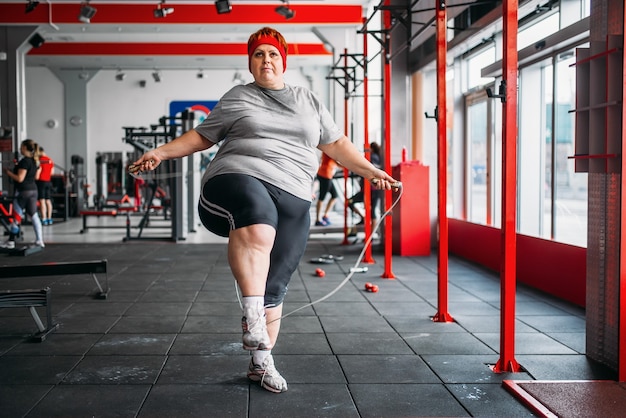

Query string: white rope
272 184 404 322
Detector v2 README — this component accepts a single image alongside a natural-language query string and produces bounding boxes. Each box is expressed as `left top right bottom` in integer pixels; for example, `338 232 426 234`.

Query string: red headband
248 35 287 72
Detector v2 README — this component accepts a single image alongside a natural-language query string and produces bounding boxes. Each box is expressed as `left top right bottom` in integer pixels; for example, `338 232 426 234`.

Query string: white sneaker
241 310 271 350
247 355 288 393
0 240 16 249
34 240 45 248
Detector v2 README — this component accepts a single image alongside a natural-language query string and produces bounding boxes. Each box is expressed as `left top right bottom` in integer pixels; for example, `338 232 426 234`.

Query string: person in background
314 153 339 226
1 139 45 249
348 142 384 224
36 147 55 225
130 27 399 394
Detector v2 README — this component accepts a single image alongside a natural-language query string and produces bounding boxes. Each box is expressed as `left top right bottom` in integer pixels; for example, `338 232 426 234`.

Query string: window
466 46 495 90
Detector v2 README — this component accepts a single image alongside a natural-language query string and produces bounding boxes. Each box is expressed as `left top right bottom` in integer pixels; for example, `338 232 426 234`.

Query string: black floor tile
158 355 249 384
447 383 536 417
26 384 150 418
0 384 52 418
87 333 176 355
62 355 165 384
249 383 359 418
124 301 192 316
474 332 578 355
139 384 249 418
169 333 247 356
55 314 120 334
276 316 323 333
6 333 101 356
319 314 396 333
312 301 379 317
278 354 346 384
404 332 496 355
188 301 244 316
370 300 436 317
385 315 465 333
422 354 533 384
349 383 471 418
109 315 187 333
339 354 440 384
59 301 132 316
0 356 82 384
516 354 618 380
180 315 240 333
271 333 333 355
326 332 414 355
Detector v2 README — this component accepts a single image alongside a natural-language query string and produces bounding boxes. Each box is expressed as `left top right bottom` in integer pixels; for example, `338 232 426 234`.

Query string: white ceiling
1 0 507 73
1 0 377 71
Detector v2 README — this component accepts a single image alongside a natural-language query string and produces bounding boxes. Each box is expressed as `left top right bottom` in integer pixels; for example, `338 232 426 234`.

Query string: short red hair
247 27 288 72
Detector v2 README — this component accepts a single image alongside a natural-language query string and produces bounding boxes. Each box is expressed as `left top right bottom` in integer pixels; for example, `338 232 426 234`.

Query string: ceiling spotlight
154 1 174 18
25 0 40 14
215 0 232 14
275 3 295 20
78 1 97 23
115 70 126 81
152 71 162 82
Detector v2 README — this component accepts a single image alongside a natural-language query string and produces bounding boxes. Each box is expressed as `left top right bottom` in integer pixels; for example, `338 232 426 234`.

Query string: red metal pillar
493 0 521 373
432 0 453 323
362 17 375 264
617 3 626 382
381 0 395 279
341 48 351 245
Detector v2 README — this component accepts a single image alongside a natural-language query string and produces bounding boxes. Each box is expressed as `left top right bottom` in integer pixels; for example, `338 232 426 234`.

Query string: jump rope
129 163 404 323
266 178 403 323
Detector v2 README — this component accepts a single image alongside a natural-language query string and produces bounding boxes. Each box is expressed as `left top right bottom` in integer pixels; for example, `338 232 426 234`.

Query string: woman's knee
230 224 276 250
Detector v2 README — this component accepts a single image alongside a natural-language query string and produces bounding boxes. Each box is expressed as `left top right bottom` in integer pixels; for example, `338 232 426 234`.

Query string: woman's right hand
129 151 161 175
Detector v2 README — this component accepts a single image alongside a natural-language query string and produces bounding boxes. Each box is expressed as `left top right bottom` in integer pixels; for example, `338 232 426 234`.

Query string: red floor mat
504 380 626 418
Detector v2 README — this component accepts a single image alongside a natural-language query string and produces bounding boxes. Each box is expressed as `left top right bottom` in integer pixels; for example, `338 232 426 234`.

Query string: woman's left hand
369 171 401 191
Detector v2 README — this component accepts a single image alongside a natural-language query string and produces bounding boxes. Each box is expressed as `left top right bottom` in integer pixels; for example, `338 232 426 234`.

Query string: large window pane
467 100 488 224
554 52 587 246
467 47 495 90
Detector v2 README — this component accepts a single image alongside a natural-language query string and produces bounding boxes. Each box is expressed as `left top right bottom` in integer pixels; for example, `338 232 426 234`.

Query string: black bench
0 259 109 341
0 287 58 341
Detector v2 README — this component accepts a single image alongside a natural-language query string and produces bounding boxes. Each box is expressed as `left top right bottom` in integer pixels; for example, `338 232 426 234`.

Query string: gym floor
0 215 620 417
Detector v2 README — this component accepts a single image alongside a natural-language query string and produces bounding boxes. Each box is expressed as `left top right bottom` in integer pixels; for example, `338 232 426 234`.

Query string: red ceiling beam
27 42 331 56
0 3 363 25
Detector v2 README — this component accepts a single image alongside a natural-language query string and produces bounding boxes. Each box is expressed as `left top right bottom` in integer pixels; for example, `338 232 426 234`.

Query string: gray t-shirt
195 83 343 201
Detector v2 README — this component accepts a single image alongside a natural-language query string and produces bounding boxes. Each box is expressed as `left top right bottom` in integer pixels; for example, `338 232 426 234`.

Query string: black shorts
37 181 53 200
198 174 311 306
316 175 338 200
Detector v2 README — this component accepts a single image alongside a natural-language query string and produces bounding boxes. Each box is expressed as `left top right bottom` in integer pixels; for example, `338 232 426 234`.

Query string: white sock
253 349 271 366
242 296 265 316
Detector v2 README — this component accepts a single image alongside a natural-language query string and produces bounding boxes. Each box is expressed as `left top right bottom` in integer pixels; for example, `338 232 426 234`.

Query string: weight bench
0 288 58 341
80 207 138 233
0 260 108 342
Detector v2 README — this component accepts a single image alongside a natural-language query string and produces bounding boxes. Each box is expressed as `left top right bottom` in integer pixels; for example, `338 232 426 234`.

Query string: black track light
154 1 174 18
215 0 232 14
78 1 97 23
25 0 39 14
275 3 295 20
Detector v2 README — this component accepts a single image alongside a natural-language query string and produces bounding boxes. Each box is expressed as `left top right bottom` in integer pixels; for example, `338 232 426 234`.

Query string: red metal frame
493 0 521 373
381 0 395 279
341 49 351 245
362 17 375 264
432 0 453 323
617 1 626 382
